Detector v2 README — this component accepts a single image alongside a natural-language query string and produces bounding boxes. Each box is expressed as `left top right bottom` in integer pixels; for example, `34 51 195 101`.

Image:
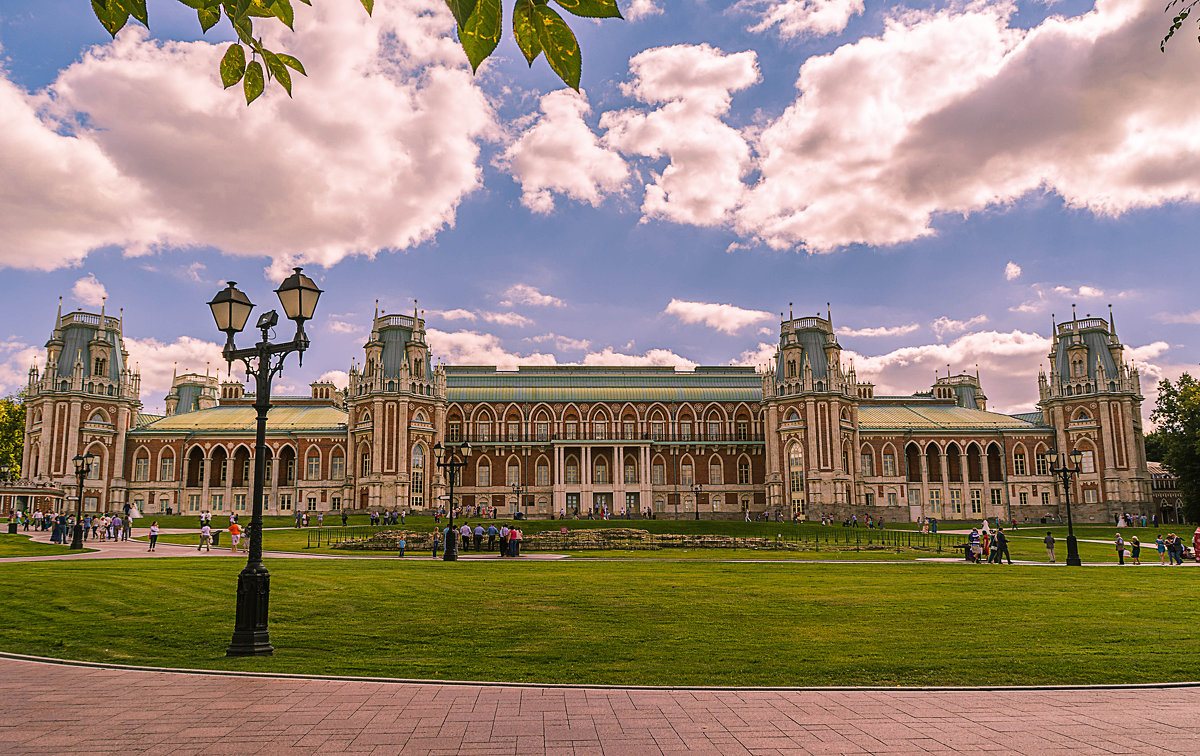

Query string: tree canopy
1150 374 1200 523
90 0 622 103
0 395 25 479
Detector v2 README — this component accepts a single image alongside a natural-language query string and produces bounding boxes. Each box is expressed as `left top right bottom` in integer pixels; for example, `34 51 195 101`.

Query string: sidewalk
0 655 1197 755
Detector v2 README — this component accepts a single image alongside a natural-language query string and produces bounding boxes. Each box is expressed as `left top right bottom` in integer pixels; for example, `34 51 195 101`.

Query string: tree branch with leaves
90 0 622 103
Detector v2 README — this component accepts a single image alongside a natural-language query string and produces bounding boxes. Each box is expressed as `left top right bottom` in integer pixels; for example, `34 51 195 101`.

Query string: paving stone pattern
1 657 1197 755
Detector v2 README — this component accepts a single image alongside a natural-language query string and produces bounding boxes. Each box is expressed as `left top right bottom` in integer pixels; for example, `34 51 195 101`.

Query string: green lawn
0 559 1195 686
0 533 94 557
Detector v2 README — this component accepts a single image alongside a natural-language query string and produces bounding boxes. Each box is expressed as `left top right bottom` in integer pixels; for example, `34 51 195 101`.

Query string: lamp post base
1066 535 1082 567
226 566 274 656
443 541 458 561
69 524 84 550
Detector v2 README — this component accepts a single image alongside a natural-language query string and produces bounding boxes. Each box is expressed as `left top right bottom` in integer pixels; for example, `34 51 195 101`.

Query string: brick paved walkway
1 657 1197 755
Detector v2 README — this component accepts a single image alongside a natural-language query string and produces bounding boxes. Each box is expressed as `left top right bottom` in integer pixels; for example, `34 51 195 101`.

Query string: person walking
510 526 522 557
486 524 497 552
992 527 1013 564
473 524 484 551
1044 531 1056 563
459 522 472 552
432 529 439 558
341 511 348 527
1130 536 1141 565
199 522 212 552
228 521 242 552
397 537 406 558
122 515 132 542
1156 534 1167 565
968 528 982 563
498 524 509 558
147 521 159 552
1115 533 1125 565
1193 527 1200 562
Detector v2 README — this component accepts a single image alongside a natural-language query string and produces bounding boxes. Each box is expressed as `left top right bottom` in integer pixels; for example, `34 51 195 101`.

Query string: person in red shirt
228 521 242 553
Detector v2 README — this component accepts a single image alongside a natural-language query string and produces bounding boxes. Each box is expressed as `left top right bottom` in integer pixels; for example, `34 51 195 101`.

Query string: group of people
433 523 525 557
1117 531 1195 565
367 510 405 527
966 526 1013 564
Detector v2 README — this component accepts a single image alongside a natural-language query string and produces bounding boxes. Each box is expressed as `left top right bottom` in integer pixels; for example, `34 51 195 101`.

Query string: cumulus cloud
427 328 557 368
71 274 108 308
732 341 777 369
482 311 534 328
1010 282 1129 313
498 284 564 308
429 308 477 321
527 333 591 351
736 0 865 39
838 323 920 338
664 298 773 334
602 44 759 226
1005 261 1022 280
327 319 364 335
931 314 989 340
1 0 494 273
1153 310 1200 324
317 369 349 390
0 339 42 397
124 335 225 411
735 0 1200 252
627 0 663 21
500 90 629 213
581 347 698 369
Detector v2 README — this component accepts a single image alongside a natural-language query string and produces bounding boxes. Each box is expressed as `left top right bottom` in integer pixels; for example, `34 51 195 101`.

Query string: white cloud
498 284 564 308
627 0 663 21
184 262 207 283
0 339 42 397
602 44 759 227
427 328 557 369
317 369 349 390
931 314 989 340
1 0 495 272
482 311 534 328
731 341 777 368
500 89 629 213
527 333 591 351
1153 310 1200 324
838 323 920 338
327 319 364 335
1052 284 1107 298
664 298 772 334
429 308 477 321
124 335 225 411
736 0 865 39
581 347 698 370
1005 261 1022 280
735 0 1200 252
71 274 108 308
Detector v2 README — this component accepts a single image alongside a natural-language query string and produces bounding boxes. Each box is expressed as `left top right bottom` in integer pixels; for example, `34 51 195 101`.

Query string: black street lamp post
692 482 703 521
209 268 323 657
434 442 471 561
0 463 10 517
1046 449 1084 567
511 480 526 519
69 453 93 550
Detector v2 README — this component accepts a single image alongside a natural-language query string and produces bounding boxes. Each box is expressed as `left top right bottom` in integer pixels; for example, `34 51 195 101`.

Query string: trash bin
6 521 16 534
212 530 222 546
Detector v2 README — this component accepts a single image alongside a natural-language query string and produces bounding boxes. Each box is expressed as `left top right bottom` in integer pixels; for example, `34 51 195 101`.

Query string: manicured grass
0 533 93 557
0 559 1196 686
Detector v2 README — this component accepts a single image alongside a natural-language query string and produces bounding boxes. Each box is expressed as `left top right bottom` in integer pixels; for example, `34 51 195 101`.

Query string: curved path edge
3 651 1197 693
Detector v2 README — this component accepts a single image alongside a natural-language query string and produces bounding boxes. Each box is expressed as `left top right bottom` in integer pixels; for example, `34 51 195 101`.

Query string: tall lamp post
434 442 471 561
692 482 703 521
1046 449 1084 567
511 480 526 520
0 463 10 517
69 453 94 550
209 268 323 657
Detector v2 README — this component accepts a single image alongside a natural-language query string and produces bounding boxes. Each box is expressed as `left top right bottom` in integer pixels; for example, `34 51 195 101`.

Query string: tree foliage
1150 374 1200 523
90 0 622 102
1143 430 1168 463
0 395 25 479
1161 0 1200 52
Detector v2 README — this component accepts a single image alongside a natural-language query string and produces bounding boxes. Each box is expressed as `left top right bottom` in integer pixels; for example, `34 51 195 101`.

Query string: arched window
788 444 805 516
594 457 609 484
565 455 580 484
709 458 723 485
624 455 639 484
651 455 665 485
159 449 176 482
233 447 251 486
737 457 751 485
306 449 321 480
925 443 942 481
680 458 693 485
507 459 520 486
946 443 962 482
360 446 371 477
536 457 550 487
411 445 425 509
477 458 491 487
1013 446 1027 476
133 448 150 482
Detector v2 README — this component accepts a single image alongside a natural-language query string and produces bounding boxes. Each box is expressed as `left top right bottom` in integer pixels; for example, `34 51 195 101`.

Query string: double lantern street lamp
512 479 526 519
692 482 703 521
208 268 323 657
1045 449 1085 567
0 463 10 518
69 453 94 550
433 442 471 561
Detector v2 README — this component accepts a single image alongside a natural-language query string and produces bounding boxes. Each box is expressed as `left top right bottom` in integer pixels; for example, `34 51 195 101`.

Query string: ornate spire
1108 303 1117 340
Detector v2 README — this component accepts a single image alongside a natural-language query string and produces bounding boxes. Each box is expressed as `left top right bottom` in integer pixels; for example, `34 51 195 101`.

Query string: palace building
19 301 1156 523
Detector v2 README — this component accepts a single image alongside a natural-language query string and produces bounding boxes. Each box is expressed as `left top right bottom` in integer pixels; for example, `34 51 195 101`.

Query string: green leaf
276 53 307 76
263 50 293 96
269 0 294 29
534 4 581 90
220 44 247 89
229 12 253 42
122 0 150 25
198 6 221 31
244 60 265 104
459 0 502 72
445 0 479 29
359 0 374 13
551 0 621 19
513 0 543 65
91 0 129 37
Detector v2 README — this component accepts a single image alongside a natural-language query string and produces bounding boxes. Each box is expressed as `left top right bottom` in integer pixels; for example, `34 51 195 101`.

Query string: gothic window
507 460 520 486
680 461 694 486
411 445 424 509
709 459 723 485
594 457 609 485
624 457 638 484
737 458 750 485
306 452 321 480
477 458 491 487
536 458 550 487
565 456 579 484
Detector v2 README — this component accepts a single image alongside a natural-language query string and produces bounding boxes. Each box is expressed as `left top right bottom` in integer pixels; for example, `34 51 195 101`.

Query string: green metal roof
445 366 762 403
858 404 1046 432
1009 411 1047 426
135 413 165 427
130 405 347 434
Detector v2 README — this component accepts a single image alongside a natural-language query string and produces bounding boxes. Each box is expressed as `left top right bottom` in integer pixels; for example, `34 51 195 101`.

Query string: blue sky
0 0 1196 417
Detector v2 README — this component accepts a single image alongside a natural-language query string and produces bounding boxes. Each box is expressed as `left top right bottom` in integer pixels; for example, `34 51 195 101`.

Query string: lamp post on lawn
1046 449 1084 567
434 441 471 561
692 482 703 521
511 480 526 520
0 463 9 517
210 268 323 657
69 453 93 550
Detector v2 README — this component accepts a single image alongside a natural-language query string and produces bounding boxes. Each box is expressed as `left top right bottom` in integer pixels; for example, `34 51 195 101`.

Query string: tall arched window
536 457 550 486
477 458 491 487
411 445 425 509
709 458 723 485
507 459 520 486
594 457 609 484
788 444 805 515
359 447 371 477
